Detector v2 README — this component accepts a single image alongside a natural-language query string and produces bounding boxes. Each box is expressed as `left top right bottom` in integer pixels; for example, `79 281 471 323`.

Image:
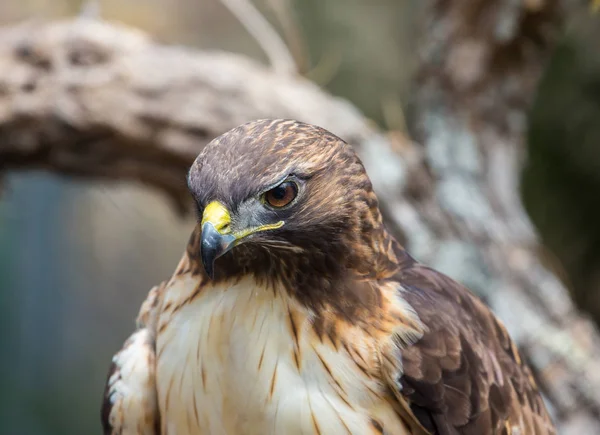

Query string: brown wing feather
101 283 164 435
384 252 556 435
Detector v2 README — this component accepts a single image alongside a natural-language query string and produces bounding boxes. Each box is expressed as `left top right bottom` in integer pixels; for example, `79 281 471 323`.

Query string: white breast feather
106 329 158 435
156 275 409 435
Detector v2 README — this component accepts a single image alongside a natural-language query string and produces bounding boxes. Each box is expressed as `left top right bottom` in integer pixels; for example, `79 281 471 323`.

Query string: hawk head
187 119 395 304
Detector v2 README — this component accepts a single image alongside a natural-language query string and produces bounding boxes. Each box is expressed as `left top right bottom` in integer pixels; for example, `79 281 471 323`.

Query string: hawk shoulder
381 255 556 435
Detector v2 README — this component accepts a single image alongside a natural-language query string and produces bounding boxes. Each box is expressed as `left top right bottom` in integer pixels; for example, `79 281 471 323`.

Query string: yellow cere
202 201 284 238
201 201 232 233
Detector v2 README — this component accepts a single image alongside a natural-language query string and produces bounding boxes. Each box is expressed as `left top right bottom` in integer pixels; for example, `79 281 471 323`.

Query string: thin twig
265 0 309 73
79 0 101 19
304 45 342 86
218 0 297 75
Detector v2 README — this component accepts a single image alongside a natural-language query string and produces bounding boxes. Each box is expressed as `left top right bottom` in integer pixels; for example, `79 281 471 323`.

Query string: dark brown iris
264 181 298 208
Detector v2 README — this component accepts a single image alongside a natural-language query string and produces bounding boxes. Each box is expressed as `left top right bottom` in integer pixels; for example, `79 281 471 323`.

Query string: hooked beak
200 201 284 279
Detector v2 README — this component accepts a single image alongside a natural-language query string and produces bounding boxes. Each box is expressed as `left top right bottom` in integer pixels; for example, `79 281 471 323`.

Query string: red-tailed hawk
101 119 556 434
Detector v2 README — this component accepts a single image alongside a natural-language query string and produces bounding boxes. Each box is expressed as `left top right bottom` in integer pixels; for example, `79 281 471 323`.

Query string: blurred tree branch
0 5 598 432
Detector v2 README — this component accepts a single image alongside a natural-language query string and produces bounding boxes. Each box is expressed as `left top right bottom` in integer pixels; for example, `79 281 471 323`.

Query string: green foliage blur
524 13 600 327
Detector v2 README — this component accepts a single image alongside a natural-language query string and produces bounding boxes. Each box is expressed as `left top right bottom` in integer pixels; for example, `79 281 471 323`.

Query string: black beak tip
200 222 235 280
201 239 217 280
204 263 215 280
202 259 215 280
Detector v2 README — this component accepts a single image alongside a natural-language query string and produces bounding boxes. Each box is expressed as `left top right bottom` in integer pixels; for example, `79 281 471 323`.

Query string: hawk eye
264 181 298 208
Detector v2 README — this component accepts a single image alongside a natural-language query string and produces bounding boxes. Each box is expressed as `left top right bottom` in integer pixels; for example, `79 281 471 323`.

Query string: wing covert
382 255 556 435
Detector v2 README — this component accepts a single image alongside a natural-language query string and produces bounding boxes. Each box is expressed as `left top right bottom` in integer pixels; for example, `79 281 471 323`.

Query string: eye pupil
271 185 287 200
265 181 298 208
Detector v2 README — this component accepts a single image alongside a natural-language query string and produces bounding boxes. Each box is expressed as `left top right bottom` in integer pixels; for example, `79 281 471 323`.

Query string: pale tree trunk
406 1 600 432
0 7 598 432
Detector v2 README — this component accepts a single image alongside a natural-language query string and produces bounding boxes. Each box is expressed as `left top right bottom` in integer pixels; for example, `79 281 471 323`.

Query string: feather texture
102 284 162 435
382 253 556 434
101 119 556 434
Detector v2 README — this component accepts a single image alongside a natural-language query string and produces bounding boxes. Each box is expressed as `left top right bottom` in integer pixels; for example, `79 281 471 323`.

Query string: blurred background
0 0 599 434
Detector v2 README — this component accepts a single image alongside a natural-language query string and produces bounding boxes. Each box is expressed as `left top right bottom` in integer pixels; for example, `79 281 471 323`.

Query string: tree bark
408 1 600 432
0 13 598 432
